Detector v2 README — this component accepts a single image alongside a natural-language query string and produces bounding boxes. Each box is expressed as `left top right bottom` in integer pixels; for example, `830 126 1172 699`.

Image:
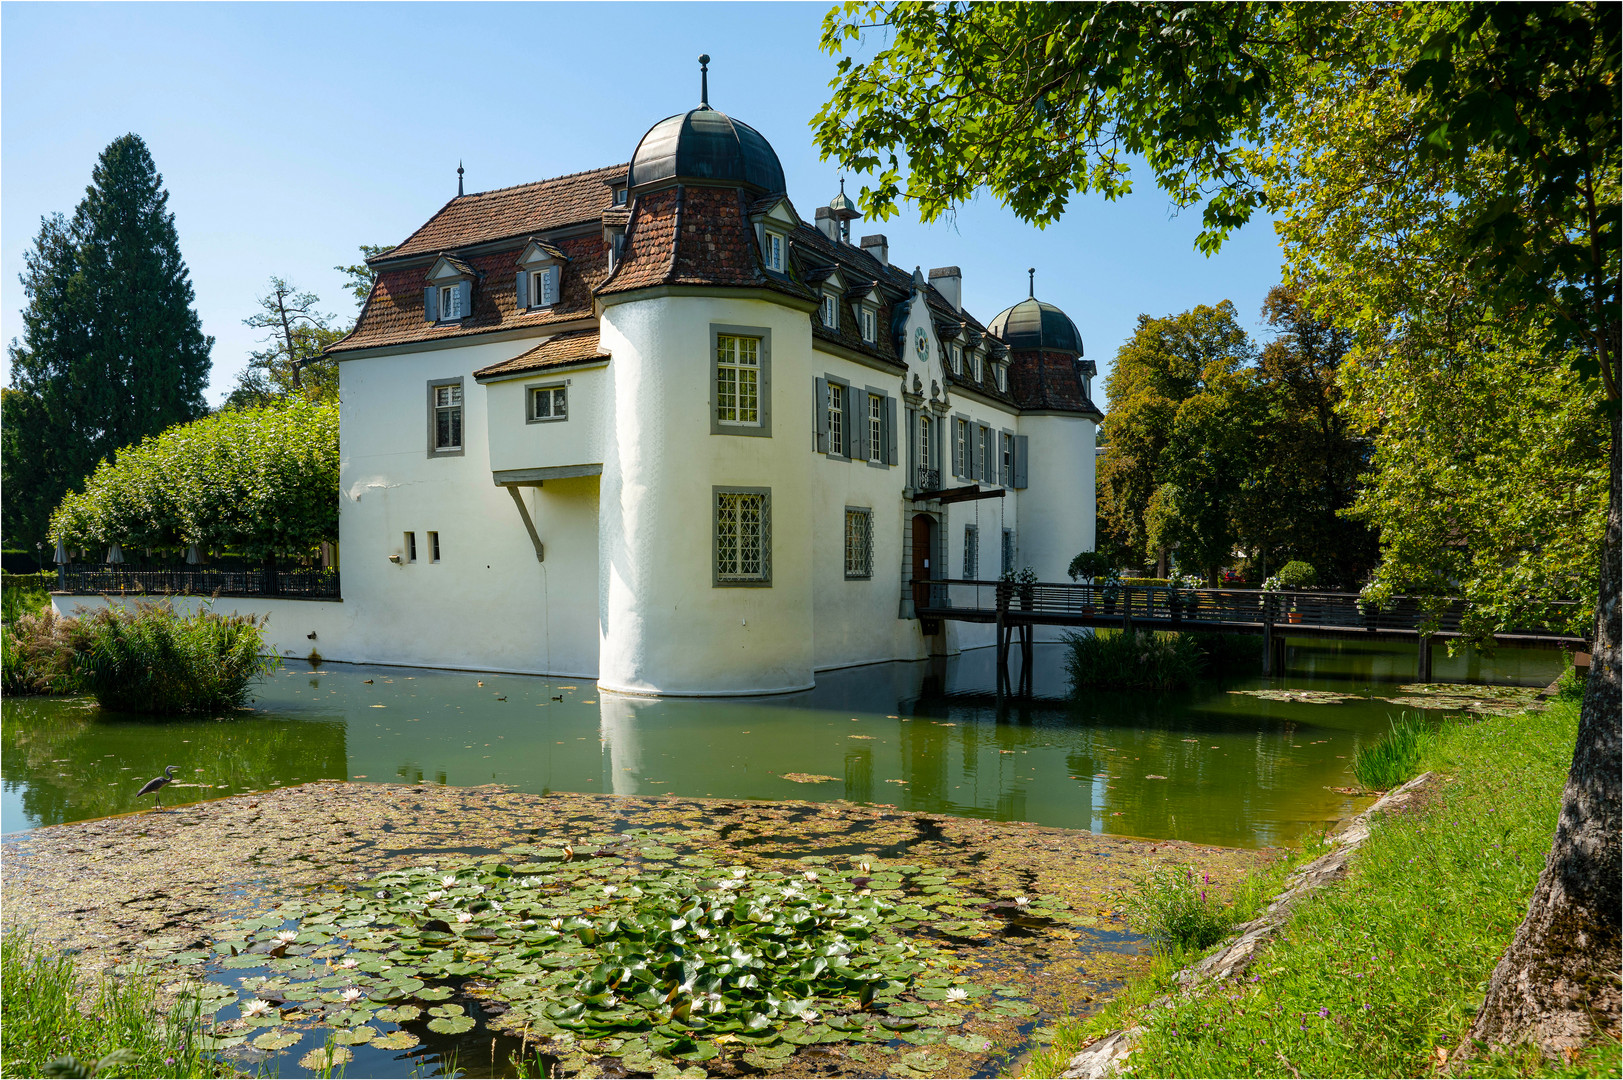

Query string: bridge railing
925 579 1581 641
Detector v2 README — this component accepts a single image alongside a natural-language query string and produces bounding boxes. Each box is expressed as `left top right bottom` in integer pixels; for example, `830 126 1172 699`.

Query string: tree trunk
1468 405 1621 1056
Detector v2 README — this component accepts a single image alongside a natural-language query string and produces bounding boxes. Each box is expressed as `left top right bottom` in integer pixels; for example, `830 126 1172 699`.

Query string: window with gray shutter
814 377 829 453
423 285 438 322
885 397 898 465
515 269 528 310
457 281 472 319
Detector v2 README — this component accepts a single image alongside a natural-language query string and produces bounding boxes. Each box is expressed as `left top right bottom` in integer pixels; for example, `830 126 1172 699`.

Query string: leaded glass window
963 524 979 579
715 489 770 585
1002 528 1015 575
954 419 968 476
716 335 761 426
844 507 873 579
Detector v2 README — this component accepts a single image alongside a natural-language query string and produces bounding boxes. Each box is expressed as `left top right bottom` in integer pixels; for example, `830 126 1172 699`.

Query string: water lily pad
332 1025 377 1046
428 1014 476 1034
780 773 838 784
298 1046 352 1069
375 1005 422 1023
945 1032 992 1052
252 1030 302 1051
373 1029 421 1050
1227 689 1360 704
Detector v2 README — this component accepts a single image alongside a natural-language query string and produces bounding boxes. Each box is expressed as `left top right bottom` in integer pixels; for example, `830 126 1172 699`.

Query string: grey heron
137 765 179 809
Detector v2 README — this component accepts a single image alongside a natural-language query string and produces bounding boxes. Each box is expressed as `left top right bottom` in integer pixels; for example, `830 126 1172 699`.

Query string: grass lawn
1022 691 1621 1079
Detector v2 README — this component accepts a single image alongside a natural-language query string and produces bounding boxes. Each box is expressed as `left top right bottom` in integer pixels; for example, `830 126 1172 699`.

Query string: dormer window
950 343 962 375
821 292 839 329
995 363 1008 392
439 284 463 320
614 187 628 205
423 255 476 323
516 239 569 313
529 267 560 308
764 232 785 273
861 307 876 344
971 349 984 382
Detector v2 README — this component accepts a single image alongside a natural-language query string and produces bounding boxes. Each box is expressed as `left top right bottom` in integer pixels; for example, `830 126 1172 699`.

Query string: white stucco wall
334 338 601 676
484 362 607 475
597 294 819 696
1017 412 1098 642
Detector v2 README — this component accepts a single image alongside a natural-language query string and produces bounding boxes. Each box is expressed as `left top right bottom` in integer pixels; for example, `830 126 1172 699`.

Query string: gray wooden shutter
906 408 917 473
983 428 994 483
814 377 829 453
852 392 868 462
424 286 438 322
516 270 528 310
1013 434 1029 489
967 424 980 481
457 281 472 319
885 397 898 465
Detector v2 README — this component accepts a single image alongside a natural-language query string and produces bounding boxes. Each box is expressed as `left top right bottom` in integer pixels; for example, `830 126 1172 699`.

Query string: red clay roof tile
383 165 627 261
473 328 608 380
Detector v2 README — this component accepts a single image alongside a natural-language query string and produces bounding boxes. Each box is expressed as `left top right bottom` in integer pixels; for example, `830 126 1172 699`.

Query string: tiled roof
598 185 815 303
473 328 608 380
1009 349 1105 418
331 233 609 354
382 165 628 261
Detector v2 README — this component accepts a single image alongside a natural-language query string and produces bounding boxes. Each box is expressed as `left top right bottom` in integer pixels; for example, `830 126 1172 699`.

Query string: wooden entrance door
911 513 934 611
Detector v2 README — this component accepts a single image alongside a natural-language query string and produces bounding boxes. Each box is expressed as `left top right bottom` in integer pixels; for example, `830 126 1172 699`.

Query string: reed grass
75 600 277 714
0 930 224 1078
1352 714 1433 791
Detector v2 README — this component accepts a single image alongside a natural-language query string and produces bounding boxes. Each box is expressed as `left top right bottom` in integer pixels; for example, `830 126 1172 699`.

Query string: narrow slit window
428 531 441 563
404 532 417 563
963 524 978 579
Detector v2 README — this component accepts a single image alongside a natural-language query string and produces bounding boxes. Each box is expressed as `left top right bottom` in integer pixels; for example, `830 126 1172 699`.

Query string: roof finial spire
1028 267 1035 298
457 161 465 197
698 53 710 108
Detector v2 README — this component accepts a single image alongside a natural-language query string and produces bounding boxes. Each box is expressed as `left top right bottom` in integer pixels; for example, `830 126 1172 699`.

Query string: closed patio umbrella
105 543 125 564
185 544 203 565
53 540 69 565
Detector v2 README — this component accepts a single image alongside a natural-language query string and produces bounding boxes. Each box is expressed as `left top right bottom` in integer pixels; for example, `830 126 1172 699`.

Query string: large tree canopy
50 398 337 561
818 0 1618 1054
2 134 213 548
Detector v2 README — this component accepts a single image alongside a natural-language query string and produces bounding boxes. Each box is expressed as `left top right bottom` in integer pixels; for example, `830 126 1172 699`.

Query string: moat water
0 637 1562 848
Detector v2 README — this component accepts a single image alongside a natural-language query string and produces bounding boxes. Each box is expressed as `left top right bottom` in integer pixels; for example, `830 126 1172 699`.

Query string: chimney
860 234 889 266
928 266 962 310
814 207 839 242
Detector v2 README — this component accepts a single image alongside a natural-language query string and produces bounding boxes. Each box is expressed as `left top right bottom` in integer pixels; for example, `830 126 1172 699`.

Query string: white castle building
324 82 1100 696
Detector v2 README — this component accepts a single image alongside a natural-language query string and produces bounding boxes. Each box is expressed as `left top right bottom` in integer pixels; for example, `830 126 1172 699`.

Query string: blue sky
1 2 1285 408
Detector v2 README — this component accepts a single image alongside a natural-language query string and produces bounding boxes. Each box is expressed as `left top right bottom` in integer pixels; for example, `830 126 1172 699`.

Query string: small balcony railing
915 467 940 491
56 565 341 600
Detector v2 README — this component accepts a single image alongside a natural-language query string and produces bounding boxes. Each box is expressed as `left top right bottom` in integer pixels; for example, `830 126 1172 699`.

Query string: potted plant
1068 551 1111 615
1101 572 1122 615
1014 566 1038 610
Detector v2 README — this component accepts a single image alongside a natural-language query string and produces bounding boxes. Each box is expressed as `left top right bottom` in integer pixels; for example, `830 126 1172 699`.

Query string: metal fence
925 579 1582 642
57 565 340 600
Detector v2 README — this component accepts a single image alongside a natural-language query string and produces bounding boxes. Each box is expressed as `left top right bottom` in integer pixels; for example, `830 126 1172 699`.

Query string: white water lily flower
336 958 359 970
794 1007 820 1021
521 877 543 888
426 890 444 902
490 901 504 913
780 888 803 900
550 918 564 930
803 871 819 881
441 875 457 887
339 987 364 1004
856 861 871 873
521 919 537 927
1015 896 1031 907
694 927 711 940
602 885 619 896
470 884 486 894
946 987 970 1002
240 999 274 1017
732 868 748 879
456 912 474 924
273 931 299 944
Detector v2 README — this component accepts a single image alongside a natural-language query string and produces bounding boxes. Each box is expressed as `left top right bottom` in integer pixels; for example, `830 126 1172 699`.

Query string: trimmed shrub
75 601 278 714
1275 560 1318 589
1067 550 1114 581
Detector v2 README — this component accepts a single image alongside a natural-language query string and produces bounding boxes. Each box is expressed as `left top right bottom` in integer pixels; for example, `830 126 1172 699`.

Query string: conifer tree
3 134 212 548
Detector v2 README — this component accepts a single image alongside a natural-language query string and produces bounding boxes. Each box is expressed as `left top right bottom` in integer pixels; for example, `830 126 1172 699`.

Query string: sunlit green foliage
1351 715 1434 791
74 601 277 714
49 398 337 559
1 929 222 1078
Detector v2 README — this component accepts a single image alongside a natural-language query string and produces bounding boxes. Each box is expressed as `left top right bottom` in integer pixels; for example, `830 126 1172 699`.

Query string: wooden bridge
915 579 1587 695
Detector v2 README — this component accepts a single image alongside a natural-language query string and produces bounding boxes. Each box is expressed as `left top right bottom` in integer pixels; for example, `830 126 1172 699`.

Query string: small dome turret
627 55 785 195
987 268 1083 355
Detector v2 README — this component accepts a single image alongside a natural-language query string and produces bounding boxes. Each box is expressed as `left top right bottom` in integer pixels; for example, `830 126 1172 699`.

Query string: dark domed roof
628 106 785 194
987 296 1083 355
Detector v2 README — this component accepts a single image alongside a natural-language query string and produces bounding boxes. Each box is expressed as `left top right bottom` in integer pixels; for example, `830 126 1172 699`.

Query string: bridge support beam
1262 619 1276 676
1418 634 1433 681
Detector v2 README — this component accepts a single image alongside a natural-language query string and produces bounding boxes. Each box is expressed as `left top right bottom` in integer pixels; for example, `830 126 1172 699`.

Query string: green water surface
0 638 1561 849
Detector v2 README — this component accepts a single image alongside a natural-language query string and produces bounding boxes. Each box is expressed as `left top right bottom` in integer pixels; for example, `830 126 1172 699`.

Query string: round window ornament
914 326 929 359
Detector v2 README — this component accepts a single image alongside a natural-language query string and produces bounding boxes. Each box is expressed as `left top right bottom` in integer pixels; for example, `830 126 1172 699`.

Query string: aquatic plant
1351 714 1434 790
2 608 88 696
1120 865 1240 952
175 834 1060 1075
74 600 278 714
1063 629 1202 692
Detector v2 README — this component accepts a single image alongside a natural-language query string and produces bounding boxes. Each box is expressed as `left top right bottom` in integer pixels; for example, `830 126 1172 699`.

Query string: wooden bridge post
1418 634 1433 681
995 607 1008 699
1262 615 1274 676
1021 623 1034 696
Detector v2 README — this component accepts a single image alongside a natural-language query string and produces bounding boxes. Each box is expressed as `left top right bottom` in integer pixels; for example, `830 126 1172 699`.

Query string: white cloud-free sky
1 2 1285 407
